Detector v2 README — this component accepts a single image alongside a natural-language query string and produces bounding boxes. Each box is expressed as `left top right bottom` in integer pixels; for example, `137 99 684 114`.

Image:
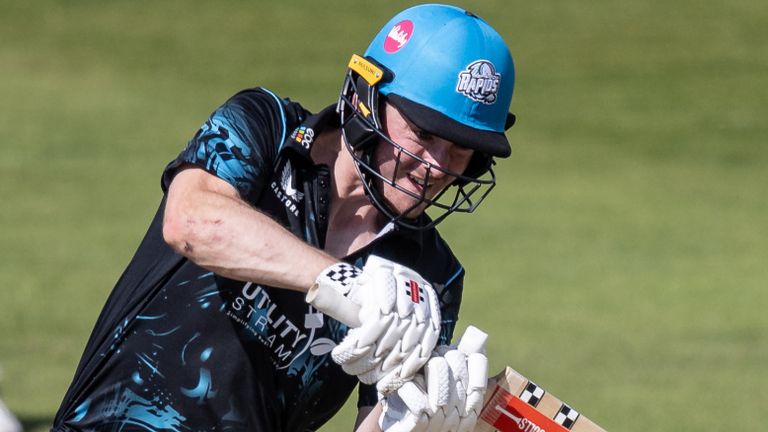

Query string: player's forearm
354 404 383 432
163 168 335 292
172 197 331 291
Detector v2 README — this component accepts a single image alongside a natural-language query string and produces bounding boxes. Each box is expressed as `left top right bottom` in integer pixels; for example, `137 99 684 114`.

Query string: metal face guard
337 56 497 230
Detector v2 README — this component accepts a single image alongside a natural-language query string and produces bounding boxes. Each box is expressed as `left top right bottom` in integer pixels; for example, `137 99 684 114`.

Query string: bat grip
306 282 362 328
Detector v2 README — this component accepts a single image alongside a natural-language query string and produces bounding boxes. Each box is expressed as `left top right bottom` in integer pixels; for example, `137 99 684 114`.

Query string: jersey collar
281 104 340 159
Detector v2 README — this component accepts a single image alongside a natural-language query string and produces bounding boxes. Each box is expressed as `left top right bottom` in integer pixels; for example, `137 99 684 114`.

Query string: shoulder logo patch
291 126 314 149
280 161 304 202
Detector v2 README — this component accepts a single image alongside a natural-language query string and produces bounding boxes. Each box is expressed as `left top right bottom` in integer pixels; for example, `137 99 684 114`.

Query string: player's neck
311 129 368 203
312 129 386 257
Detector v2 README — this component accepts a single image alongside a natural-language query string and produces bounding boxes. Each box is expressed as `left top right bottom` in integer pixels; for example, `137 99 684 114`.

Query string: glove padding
379 326 489 432
314 256 442 394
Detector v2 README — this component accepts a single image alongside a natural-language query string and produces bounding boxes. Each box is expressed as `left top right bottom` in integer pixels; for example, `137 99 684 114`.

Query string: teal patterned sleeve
163 88 291 204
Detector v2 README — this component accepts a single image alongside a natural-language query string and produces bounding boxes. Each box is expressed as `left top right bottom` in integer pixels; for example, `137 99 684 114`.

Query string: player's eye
454 144 472 154
414 128 433 142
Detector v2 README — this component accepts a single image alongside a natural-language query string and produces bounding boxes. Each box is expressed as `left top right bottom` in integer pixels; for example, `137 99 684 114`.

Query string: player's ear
456 153 493 185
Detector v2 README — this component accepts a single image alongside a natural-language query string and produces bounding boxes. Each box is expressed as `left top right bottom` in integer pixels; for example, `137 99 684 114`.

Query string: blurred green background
1 0 766 431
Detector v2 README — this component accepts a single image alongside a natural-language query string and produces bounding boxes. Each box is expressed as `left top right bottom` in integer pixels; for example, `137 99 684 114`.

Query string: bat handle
306 282 362 328
457 325 489 354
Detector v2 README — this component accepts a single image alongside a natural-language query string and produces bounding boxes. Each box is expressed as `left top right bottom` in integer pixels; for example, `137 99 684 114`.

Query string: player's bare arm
163 166 336 292
355 404 384 432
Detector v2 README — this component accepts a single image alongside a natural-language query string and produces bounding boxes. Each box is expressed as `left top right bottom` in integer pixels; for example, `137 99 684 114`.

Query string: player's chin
402 203 429 219
388 196 425 218
391 190 437 219
381 179 448 219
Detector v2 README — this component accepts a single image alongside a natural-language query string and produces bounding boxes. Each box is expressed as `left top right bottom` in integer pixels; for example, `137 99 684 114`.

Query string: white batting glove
379 326 489 432
310 256 442 394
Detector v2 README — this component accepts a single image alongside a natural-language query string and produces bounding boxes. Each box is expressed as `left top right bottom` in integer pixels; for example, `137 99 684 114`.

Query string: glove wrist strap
306 262 363 327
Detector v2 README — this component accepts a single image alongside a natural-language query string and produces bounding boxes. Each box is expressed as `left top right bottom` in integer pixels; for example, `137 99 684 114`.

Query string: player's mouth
407 174 433 194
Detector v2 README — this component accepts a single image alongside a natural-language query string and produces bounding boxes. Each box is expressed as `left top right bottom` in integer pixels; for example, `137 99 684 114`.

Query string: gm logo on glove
405 280 425 304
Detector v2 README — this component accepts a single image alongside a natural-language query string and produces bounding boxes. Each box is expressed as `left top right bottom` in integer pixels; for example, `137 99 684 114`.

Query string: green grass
1 1 766 431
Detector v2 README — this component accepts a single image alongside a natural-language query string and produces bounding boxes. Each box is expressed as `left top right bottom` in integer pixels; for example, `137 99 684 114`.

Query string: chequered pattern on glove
321 262 362 291
315 256 441 395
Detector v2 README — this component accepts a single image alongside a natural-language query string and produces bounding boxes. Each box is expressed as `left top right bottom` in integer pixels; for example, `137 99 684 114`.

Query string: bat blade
475 367 606 432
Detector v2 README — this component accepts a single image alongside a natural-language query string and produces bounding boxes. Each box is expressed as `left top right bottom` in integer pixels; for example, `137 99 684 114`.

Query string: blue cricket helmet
364 4 515 157
336 4 515 230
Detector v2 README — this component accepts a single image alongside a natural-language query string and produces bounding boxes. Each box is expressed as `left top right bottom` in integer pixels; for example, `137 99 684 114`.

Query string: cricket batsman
53 4 516 431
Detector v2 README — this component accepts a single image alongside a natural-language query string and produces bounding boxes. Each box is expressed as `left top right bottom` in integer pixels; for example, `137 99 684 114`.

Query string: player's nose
421 139 454 171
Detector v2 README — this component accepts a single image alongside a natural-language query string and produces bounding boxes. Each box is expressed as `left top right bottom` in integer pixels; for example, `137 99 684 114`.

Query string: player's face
373 103 475 218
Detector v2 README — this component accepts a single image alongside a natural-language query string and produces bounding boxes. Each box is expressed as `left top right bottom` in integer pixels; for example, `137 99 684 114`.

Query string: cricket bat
306 283 607 432
476 367 606 432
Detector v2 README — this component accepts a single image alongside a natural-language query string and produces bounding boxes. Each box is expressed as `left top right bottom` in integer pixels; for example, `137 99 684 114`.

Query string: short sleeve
162 88 292 204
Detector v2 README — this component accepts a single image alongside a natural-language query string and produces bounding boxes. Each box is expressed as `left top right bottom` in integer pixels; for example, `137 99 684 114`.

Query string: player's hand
310 255 441 394
378 326 489 432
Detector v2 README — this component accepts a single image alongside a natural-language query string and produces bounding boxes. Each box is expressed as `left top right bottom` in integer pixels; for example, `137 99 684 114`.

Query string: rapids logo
456 60 501 104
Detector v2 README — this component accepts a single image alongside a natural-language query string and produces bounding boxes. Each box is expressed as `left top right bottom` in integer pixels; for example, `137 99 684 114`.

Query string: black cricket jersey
53 88 466 432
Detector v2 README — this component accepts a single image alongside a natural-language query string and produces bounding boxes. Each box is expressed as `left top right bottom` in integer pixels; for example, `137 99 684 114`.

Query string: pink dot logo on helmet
384 20 413 53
